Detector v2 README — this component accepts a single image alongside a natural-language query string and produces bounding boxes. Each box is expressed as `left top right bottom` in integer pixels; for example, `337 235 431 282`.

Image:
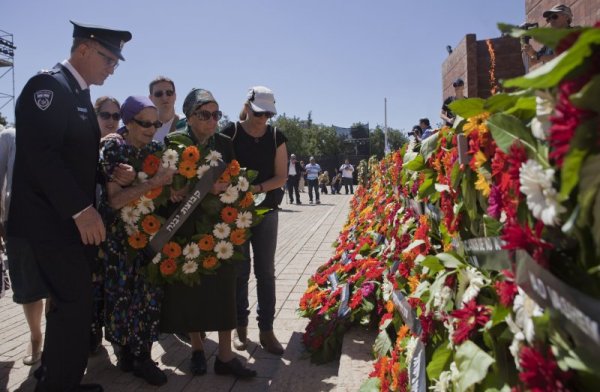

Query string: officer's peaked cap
71 20 132 61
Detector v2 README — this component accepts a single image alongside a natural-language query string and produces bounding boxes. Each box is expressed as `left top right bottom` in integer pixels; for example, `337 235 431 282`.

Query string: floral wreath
121 133 260 286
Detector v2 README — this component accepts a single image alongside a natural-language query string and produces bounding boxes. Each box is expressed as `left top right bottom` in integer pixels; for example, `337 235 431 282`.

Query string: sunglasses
97 111 120 121
95 49 119 69
132 118 163 128
193 110 223 121
546 13 560 21
153 89 174 98
251 109 274 119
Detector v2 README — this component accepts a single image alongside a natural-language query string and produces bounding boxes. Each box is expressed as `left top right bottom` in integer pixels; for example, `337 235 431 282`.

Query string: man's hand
74 207 106 245
149 165 176 188
112 164 136 187
170 184 189 203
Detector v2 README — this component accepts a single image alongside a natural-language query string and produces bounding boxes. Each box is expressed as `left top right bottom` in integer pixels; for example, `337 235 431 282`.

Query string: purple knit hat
120 95 156 124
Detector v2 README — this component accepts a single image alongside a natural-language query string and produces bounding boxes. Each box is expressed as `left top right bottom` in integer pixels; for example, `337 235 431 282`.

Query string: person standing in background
304 156 321 204
339 159 354 195
287 154 303 204
149 76 180 142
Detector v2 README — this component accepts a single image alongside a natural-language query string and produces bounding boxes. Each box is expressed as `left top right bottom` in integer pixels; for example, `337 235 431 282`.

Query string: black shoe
214 357 257 378
296 201 301 204
190 350 207 375
117 346 134 372
316 200 321 204
289 199 294 204
133 356 167 386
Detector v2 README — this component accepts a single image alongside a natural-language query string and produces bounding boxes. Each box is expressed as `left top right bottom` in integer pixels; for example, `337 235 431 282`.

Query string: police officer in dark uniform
8 21 132 392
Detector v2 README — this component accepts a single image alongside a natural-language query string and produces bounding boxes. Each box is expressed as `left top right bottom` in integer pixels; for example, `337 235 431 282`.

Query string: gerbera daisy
451 299 491 344
213 223 231 239
178 160 197 179
198 234 215 251
162 149 179 169
219 185 239 204
238 192 254 208
230 228 246 246
181 260 198 274
142 154 160 176
141 215 160 235
228 160 241 176
236 177 250 192
136 196 155 215
235 211 253 229
214 241 234 260
145 186 162 200
183 243 200 260
475 170 491 197
519 159 565 226
182 145 200 163
205 150 223 167
462 112 490 136
220 206 238 224
196 164 210 179
128 231 148 249
202 256 219 270
160 258 177 276
162 241 182 258
121 205 141 226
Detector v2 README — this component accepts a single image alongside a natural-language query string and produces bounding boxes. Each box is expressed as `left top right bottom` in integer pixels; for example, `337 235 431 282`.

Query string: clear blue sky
1 0 524 132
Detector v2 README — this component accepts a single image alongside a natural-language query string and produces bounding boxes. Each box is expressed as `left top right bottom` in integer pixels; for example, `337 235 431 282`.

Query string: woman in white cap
221 86 288 355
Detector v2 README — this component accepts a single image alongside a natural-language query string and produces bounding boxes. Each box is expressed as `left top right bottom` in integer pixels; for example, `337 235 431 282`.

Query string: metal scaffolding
0 29 16 117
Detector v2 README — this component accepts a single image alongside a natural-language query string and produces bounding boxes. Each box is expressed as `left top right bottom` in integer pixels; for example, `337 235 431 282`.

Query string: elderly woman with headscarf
99 96 175 386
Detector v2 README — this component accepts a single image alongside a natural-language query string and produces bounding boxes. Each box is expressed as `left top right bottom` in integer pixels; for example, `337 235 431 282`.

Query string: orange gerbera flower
202 256 218 270
145 186 162 200
221 206 238 224
160 258 177 276
178 160 196 179
162 242 182 258
141 215 160 235
128 232 148 249
182 146 200 163
219 171 231 183
230 228 246 245
228 160 241 176
239 192 254 208
142 155 160 176
198 235 215 251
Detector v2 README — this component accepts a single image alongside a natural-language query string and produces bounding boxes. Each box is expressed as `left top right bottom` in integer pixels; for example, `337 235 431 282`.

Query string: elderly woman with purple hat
98 96 175 386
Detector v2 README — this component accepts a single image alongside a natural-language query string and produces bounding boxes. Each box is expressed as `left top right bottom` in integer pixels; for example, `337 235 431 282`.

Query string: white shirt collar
61 60 88 90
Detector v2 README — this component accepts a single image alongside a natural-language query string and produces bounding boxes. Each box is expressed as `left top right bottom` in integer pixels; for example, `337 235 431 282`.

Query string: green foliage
426 344 453 380
455 341 495 391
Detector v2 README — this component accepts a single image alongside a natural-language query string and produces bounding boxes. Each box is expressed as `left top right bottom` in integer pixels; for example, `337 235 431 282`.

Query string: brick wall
526 0 600 27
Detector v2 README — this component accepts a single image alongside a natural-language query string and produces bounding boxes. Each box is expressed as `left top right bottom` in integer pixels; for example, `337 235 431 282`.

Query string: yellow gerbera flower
463 112 490 136
475 171 491 197
473 150 488 169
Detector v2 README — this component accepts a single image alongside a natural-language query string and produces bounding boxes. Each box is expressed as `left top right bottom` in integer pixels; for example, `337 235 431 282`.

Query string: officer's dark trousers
31 240 93 392
287 175 300 203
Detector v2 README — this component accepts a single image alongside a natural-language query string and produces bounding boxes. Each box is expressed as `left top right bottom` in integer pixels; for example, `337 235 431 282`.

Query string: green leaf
593 190 600 257
487 113 546 166
359 378 381 392
420 132 439 162
577 154 600 227
571 74 600 112
484 93 519 113
421 256 445 273
503 28 600 89
455 341 495 391
404 154 425 171
449 97 486 118
418 175 435 198
490 305 510 327
498 23 578 49
483 215 503 237
560 148 587 199
373 328 393 357
503 96 537 120
427 344 453 380
436 252 464 269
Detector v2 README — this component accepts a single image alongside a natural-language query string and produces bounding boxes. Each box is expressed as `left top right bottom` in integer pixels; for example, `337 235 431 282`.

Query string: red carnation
494 269 518 307
519 346 572 392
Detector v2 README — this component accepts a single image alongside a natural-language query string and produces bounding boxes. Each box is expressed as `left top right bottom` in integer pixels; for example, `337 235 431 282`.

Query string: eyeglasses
97 111 120 121
251 109 274 119
193 110 223 121
132 118 163 128
546 13 560 21
153 89 174 98
95 49 119 69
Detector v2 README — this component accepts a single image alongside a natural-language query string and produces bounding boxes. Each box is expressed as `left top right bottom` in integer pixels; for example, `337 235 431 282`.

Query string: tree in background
0 112 6 127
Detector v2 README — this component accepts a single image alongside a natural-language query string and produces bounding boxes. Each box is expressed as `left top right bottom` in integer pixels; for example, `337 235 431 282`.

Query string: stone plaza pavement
0 193 371 392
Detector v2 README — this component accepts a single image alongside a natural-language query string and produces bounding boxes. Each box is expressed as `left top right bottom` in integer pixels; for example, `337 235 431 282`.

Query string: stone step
336 327 377 392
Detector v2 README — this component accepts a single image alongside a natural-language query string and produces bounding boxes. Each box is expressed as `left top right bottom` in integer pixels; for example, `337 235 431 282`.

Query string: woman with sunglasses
95 96 121 137
221 86 288 356
99 96 175 386
159 88 257 378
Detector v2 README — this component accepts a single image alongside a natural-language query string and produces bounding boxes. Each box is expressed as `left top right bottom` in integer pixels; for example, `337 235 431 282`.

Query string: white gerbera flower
213 223 231 239
235 211 253 229
137 171 148 182
431 369 453 392
205 150 223 167
196 164 210 179
519 159 566 226
152 253 162 265
162 149 179 169
136 196 155 215
183 243 200 260
219 185 239 204
121 205 140 226
237 177 250 192
124 224 137 236
461 267 489 305
512 288 543 344
182 260 198 274
214 241 234 260
531 91 555 140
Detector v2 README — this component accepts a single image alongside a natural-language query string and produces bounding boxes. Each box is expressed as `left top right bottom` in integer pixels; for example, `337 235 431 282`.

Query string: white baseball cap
246 86 277 114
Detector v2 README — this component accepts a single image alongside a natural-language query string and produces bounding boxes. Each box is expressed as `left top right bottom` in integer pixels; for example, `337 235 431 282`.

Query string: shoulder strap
232 122 238 141
273 126 277 153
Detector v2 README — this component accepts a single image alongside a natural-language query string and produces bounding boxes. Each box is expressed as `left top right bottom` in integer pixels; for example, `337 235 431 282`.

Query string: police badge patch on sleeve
34 90 54 110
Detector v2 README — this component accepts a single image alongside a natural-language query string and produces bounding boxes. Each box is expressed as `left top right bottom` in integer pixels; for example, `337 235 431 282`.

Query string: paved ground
0 192 354 392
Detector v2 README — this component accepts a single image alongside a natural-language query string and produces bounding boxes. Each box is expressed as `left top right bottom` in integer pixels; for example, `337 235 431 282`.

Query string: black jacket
288 161 303 179
8 64 100 241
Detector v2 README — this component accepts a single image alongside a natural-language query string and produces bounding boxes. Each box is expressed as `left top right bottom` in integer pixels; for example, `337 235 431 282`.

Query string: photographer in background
441 78 466 127
521 4 573 70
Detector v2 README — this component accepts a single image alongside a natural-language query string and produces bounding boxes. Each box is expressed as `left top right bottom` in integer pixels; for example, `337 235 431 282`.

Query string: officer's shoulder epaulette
36 68 59 75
